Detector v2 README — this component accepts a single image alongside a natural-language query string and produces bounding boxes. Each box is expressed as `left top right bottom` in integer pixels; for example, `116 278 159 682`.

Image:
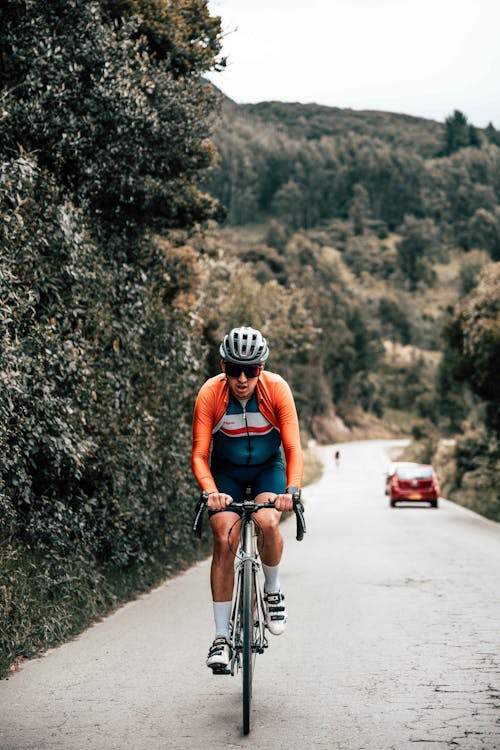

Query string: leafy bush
444 263 500 407
0 153 213 674
452 428 499 521
1 0 220 234
0 0 222 677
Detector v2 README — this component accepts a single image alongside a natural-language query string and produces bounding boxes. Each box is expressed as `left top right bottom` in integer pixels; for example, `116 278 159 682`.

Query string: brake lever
292 492 306 541
193 491 209 539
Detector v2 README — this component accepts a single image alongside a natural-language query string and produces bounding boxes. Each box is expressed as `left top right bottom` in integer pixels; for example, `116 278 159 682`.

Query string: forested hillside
201 94 499 520
240 101 444 156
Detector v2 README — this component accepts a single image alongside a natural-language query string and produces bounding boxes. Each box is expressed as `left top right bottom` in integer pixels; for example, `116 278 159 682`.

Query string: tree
0 0 222 234
485 122 500 146
396 215 440 289
265 220 290 252
350 183 370 235
100 0 225 75
443 110 480 155
271 179 304 229
468 208 500 260
378 298 412 344
444 263 500 431
468 124 481 148
458 250 491 296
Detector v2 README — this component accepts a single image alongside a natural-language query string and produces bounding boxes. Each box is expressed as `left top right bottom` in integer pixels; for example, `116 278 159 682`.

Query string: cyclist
191 326 303 671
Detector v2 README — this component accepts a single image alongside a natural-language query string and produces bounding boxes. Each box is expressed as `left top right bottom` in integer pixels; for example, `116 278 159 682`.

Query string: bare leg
254 492 283 567
254 492 288 634
210 512 240 601
209 498 283 594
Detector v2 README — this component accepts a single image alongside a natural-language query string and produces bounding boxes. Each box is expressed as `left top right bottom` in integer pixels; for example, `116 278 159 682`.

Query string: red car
389 463 440 508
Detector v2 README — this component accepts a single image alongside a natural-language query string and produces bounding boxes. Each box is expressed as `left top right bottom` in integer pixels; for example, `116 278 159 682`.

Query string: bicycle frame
229 502 268 677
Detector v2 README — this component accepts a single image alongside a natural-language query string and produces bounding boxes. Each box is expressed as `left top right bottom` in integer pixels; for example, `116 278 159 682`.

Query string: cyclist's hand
273 493 294 512
207 491 233 511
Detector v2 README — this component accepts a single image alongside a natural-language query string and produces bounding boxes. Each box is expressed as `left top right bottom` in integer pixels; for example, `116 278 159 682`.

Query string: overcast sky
207 0 500 127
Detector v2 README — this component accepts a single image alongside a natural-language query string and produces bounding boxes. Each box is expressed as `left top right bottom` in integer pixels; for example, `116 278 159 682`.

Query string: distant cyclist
191 326 303 671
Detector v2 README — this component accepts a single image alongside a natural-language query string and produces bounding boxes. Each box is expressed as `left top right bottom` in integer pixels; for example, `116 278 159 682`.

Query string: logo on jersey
214 412 273 437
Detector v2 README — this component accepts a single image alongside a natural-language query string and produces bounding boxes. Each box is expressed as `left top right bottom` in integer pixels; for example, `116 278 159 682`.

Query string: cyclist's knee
257 509 281 534
211 515 237 552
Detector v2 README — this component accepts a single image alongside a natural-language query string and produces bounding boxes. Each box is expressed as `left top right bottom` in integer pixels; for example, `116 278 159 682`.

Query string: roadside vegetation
0 0 222 678
0 0 498 678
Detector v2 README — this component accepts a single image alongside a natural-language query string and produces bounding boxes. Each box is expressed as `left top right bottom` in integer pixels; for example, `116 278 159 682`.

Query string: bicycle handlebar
192 491 306 542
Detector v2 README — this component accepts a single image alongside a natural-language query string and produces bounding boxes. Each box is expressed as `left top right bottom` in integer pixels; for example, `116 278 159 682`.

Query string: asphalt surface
0 439 499 749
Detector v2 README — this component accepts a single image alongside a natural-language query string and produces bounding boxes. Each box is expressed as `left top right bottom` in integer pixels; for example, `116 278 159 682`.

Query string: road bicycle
193 489 306 735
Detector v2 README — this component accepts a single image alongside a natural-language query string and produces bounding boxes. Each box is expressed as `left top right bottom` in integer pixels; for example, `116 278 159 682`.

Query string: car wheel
430 499 438 509
390 499 396 508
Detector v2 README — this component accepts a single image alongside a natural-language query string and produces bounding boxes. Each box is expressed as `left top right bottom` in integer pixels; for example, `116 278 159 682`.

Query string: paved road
1 440 499 749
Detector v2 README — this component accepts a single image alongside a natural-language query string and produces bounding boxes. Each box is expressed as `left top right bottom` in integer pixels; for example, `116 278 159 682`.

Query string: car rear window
396 466 433 479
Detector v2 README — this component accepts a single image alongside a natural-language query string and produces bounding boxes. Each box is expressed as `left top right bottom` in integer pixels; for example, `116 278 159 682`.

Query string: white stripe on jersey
213 411 274 437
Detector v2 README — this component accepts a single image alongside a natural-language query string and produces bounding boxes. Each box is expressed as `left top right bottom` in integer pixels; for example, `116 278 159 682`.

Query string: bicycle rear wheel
242 557 254 735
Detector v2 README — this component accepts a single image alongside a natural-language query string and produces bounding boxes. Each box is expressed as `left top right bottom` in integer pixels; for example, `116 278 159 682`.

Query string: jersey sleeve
274 379 304 488
191 384 218 493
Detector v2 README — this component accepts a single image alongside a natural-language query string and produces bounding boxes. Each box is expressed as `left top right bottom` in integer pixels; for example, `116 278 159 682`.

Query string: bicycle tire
242 557 253 735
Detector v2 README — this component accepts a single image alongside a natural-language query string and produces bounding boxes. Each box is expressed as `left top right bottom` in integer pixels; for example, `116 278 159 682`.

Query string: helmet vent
219 326 269 364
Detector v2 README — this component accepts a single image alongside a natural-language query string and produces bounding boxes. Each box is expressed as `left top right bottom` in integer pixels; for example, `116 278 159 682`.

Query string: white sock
262 563 281 594
213 601 232 640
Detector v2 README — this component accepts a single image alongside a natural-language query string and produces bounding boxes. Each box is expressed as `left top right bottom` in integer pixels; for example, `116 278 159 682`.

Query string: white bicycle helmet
219 326 269 364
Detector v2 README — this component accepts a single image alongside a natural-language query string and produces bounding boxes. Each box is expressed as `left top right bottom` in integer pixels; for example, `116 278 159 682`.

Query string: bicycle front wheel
242 557 254 735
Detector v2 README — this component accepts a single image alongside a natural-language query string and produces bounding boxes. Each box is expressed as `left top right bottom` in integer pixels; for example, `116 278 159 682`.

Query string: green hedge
0 0 223 678
0 155 214 677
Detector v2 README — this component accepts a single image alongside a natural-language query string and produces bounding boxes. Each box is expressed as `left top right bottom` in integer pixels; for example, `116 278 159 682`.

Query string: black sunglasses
224 362 262 379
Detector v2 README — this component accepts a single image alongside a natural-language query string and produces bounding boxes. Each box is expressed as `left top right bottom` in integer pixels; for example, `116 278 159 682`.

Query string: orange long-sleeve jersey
191 370 303 493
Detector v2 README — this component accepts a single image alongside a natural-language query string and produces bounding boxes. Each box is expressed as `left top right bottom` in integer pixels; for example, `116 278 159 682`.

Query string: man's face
222 361 263 400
